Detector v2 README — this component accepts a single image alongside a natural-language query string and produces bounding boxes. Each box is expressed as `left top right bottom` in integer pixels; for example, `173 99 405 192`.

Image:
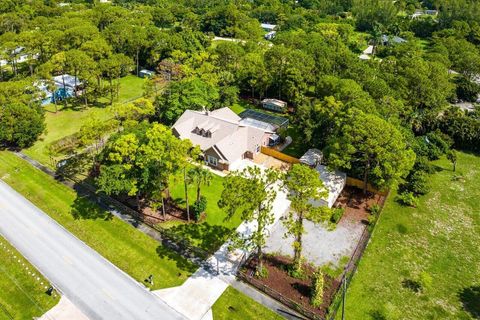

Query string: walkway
154 163 293 320
0 180 185 320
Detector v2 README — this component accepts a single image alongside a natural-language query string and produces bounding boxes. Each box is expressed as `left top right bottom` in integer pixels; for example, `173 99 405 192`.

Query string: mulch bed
119 196 192 225
242 255 339 318
334 186 386 225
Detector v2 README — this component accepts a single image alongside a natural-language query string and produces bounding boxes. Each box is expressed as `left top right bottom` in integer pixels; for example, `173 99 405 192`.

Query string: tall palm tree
188 166 213 204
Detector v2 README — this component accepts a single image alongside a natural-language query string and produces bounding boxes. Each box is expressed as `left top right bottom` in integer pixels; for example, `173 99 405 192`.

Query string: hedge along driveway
0 151 197 290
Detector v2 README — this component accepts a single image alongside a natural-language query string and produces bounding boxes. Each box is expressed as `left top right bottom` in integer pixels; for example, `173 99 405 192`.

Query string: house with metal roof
172 107 274 171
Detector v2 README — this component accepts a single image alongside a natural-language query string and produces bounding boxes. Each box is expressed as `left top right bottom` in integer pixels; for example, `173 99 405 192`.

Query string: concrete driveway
0 180 185 320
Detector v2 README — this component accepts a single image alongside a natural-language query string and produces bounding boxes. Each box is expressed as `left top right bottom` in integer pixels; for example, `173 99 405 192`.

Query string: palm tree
183 167 192 222
188 166 213 204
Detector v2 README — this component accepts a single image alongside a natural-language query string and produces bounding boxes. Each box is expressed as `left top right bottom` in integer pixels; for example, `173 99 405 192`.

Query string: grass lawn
340 151 480 319
0 151 197 290
0 235 59 320
98 75 147 104
25 75 146 167
281 126 307 158
212 286 282 320
166 170 243 253
24 104 113 167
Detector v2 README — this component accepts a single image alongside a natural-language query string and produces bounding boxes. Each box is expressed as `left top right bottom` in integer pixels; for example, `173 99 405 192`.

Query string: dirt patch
241 255 338 319
334 186 385 227
119 196 191 224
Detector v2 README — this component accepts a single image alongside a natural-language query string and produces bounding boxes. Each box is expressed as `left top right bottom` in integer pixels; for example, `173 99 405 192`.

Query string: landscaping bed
240 255 339 319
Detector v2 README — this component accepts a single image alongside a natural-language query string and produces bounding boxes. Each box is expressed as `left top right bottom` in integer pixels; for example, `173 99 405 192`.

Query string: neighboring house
261 23 277 32
35 74 83 105
381 35 407 46
261 98 287 112
172 107 274 171
300 148 323 167
411 9 438 19
139 69 155 78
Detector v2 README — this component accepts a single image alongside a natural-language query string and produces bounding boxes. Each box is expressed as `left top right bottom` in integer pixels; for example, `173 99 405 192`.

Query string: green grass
24 104 113 167
25 75 146 167
340 151 480 319
113 75 147 104
166 170 243 253
212 286 282 320
281 126 307 158
0 151 197 290
0 235 59 320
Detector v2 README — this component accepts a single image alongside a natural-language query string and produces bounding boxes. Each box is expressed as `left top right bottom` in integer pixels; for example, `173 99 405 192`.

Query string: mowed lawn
166 170 243 253
25 75 146 167
212 286 282 320
0 151 197 290
0 235 59 320
341 151 480 319
24 104 113 166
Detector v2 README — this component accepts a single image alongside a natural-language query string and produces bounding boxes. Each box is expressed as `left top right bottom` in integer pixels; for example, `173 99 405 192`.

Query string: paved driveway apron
0 180 185 320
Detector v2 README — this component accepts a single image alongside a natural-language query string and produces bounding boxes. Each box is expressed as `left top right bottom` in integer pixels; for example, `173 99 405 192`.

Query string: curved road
0 180 185 320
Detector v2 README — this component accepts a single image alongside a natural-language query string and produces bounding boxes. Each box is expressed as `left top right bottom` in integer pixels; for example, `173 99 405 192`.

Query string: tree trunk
109 78 114 105
453 162 456 172
363 159 370 195
62 76 67 108
136 192 141 210
161 194 166 219
196 182 201 203
184 168 190 222
136 49 140 76
293 213 304 272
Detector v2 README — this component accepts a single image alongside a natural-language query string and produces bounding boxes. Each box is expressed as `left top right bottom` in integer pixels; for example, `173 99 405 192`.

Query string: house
381 35 407 46
261 99 287 112
261 23 277 32
172 107 274 171
139 69 155 78
265 31 276 40
35 74 83 105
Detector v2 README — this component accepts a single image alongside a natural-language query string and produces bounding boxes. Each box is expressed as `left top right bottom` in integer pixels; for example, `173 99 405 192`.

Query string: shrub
404 170 430 195
192 196 207 222
369 203 381 216
396 192 419 207
330 207 345 224
311 269 324 308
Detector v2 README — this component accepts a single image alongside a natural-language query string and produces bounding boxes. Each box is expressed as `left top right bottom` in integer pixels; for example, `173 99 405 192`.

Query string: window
207 155 218 166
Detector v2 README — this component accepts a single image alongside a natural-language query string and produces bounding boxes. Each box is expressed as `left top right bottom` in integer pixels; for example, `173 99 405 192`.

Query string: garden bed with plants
240 255 341 319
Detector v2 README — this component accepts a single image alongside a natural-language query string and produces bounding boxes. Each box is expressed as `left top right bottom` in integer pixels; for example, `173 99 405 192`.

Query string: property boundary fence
14 152 212 266
345 177 389 196
238 269 323 320
326 190 389 320
235 187 390 320
260 146 300 164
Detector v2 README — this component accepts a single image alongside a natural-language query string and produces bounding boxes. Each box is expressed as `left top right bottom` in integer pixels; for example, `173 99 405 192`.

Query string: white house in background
172 107 274 171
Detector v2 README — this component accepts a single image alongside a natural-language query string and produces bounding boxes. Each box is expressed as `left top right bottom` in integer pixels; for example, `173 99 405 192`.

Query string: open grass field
166 170 243 253
0 235 59 320
340 151 480 319
0 151 197 290
212 286 282 320
24 104 114 167
25 75 146 167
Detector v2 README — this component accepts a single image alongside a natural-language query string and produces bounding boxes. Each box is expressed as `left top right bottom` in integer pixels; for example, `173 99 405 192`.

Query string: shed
300 149 323 167
261 23 277 31
139 69 155 78
265 31 277 40
261 98 287 112
311 165 347 208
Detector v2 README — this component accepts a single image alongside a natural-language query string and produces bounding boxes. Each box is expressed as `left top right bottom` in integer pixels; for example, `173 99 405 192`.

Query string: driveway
0 180 185 320
264 218 365 267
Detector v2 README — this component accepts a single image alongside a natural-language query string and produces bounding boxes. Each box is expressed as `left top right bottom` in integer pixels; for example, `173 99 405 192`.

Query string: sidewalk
39 296 89 320
154 177 293 320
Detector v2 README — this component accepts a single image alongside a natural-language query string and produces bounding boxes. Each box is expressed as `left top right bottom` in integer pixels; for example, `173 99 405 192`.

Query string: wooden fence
260 146 300 164
345 177 389 196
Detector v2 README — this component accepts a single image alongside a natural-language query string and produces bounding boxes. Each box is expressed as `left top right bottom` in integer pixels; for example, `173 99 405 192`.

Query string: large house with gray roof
172 107 274 171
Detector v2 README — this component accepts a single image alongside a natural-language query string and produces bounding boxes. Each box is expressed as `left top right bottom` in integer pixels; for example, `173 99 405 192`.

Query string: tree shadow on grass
71 193 113 220
165 223 234 253
459 285 480 319
368 310 387 320
155 245 198 274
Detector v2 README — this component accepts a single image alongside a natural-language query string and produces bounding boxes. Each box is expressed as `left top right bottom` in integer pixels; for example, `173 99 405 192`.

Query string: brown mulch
243 255 338 318
120 196 191 225
334 186 386 226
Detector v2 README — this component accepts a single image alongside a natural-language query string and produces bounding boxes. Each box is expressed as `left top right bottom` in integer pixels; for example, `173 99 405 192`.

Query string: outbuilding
261 98 287 112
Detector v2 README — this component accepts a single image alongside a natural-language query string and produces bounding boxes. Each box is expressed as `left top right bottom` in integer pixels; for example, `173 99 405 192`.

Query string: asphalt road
0 180 185 320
